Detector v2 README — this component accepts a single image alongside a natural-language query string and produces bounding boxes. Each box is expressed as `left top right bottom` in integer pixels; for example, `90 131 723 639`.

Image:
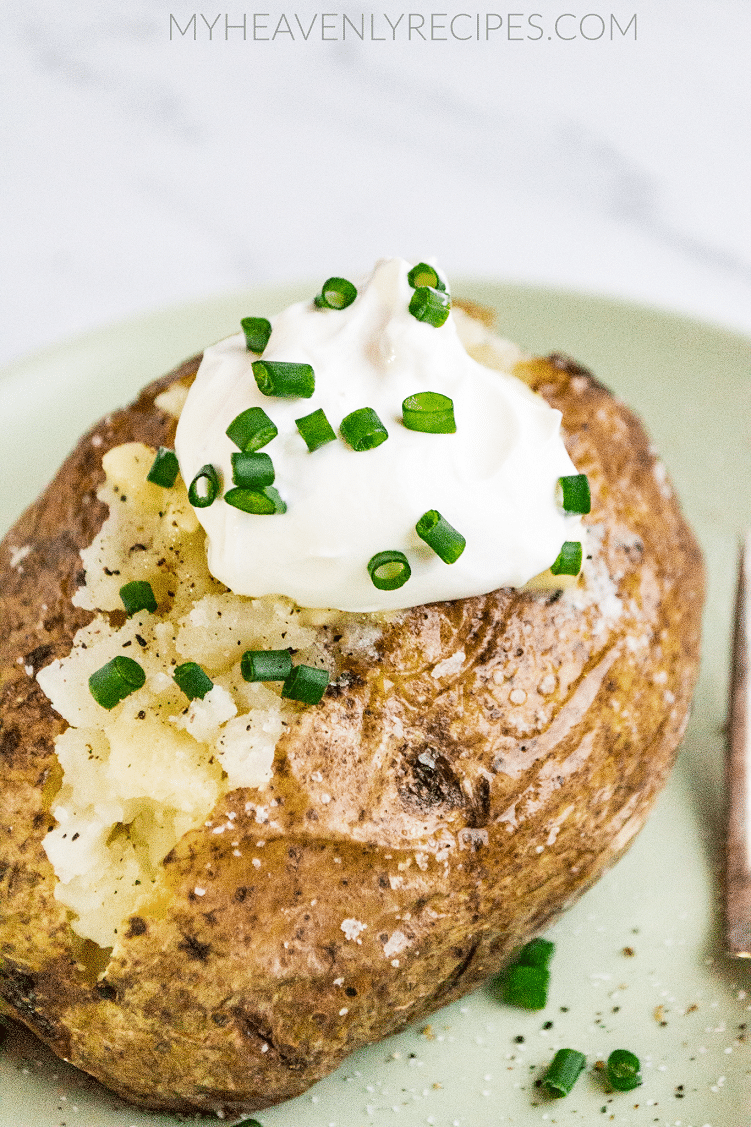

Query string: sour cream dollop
176 258 582 612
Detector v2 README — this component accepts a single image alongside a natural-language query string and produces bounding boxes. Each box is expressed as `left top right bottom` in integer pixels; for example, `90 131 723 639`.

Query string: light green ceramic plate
1 284 750 1127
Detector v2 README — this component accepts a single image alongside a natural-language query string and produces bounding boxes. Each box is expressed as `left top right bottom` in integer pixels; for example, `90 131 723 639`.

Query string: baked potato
0 304 704 1116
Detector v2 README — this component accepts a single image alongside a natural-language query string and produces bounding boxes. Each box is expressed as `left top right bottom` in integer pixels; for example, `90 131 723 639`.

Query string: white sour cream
175 258 582 612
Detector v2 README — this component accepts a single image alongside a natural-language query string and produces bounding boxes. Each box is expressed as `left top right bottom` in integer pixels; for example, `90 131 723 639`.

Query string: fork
727 532 751 957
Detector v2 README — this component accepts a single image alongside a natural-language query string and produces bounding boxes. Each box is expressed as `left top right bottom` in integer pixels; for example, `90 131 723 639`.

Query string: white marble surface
3 0 751 368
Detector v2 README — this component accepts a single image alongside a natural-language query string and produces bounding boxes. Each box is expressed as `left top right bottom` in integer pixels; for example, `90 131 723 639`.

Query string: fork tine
726 532 751 957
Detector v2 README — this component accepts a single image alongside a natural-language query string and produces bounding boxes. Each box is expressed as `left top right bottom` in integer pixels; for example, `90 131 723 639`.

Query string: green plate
1 285 750 1127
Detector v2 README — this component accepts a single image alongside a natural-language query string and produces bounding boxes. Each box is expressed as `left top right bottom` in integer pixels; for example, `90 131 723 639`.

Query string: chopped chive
173 661 213 701
188 464 220 508
119 580 157 617
408 286 451 328
502 963 550 1010
340 407 389 452
240 316 272 354
231 451 275 489
517 937 555 970
252 360 315 399
606 1049 642 1092
314 277 357 310
559 474 591 514
542 1049 586 1098
241 649 293 682
147 447 180 488
226 407 278 452
89 655 146 710
416 510 466 564
224 485 286 514
407 262 446 292
295 407 337 452
367 550 411 591
402 391 456 434
550 541 582 576
281 664 330 705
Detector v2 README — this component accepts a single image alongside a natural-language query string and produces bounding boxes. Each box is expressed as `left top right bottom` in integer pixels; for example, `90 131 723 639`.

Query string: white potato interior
38 441 379 946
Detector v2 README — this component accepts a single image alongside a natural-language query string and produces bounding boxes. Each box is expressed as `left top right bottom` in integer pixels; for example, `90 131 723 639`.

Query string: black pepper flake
135 634 147 648
542 1020 553 1030
514 1035 525 1043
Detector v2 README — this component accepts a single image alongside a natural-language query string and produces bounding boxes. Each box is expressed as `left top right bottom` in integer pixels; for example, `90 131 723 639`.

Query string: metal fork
727 533 751 957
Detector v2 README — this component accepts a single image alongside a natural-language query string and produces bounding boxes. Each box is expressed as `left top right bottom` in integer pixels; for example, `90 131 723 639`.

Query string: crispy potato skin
0 351 704 1114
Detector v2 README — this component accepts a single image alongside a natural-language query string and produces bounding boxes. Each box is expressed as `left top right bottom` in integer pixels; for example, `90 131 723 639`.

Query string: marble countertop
3 0 750 368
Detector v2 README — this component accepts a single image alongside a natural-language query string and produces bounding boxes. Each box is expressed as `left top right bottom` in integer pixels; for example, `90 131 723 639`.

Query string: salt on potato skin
0 341 704 1116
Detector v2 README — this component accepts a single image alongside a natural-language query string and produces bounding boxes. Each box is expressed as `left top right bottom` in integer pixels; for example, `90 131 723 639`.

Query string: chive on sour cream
175 257 583 612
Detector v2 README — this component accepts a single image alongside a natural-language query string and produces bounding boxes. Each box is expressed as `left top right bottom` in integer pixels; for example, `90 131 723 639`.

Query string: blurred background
2 0 750 367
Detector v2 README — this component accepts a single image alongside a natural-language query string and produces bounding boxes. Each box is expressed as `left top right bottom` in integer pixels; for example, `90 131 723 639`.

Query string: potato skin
0 351 704 1115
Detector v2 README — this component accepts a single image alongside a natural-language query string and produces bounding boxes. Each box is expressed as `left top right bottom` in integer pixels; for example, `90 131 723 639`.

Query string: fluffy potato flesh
0 344 704 1115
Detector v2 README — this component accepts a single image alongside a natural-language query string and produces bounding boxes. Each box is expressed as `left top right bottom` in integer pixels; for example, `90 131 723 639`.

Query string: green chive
516 937 555 970
240 316 272 354
502 963 550 1010
296 407 337 452
542 1049 586 1098
407 262 447 292
252 360 314 399
281 664 330 705
241 649 293 682
340 407 388 452
226 407 278 452
147 447 180 488
173 661 213 701
550 541 582 576
402 391 456 434
314 277 357 310
119 580 157 617
224 486 286 514
409 286 451 328
559 474 591 514
416 510 466 564
188 464 220 508
367 550 411 591
231 451 275 489
89 655 146 710
606 1049 642 1092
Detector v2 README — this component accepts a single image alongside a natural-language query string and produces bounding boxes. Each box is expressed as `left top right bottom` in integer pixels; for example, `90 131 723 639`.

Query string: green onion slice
501 963 550 1010
240 316 272 354
281 664 330 705
517 937 555 970
402 391 456 434
407 262 447 292
224 486 286 514
368 550 411 591
606 1049 642 1092
188 464 220 508
550 541 582 576
173 661 213 701
314 277 357 310
231 451 275 489
226 407 278 452
241 649 293 682
340 407 389 452
559 473 591 514
295 407 337 452
541 1049 587 1098
147 447 180 488
416 510 466 564
252 360 315 399
408 286 451 328
119 580 157 617
89 655 146 710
